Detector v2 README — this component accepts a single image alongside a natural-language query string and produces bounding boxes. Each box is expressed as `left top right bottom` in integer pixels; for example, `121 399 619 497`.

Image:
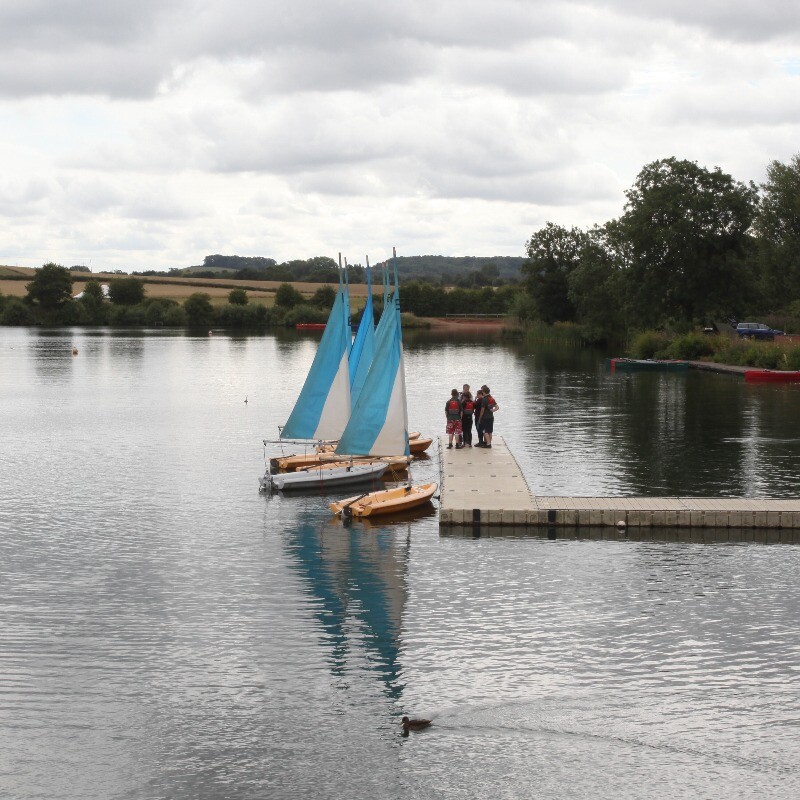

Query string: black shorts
481 418 494 434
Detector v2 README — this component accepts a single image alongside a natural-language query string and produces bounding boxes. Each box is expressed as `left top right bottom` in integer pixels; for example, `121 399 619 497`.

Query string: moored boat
408 437 433 454
261 460 387 492
608 358 688 373
295 323 326 330
745 369 800 383
271 452 412 473
330 482 438 518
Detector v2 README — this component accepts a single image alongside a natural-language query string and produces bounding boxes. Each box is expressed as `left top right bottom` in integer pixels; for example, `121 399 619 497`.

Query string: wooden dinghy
271 452 412 473
330 482 438 518
409 437 433 454
261 461 388 492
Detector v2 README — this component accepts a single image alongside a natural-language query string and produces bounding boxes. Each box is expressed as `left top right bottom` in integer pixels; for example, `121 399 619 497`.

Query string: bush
108 303 147 326
215 302 271 329
275 283 304 308
510 292 538 323
228 288 248 305
1 297 35 326
784 346 800 370
145 299 179 326
183 293 214 328
629 330 671 359
280 304 329 326
108 277 146 305
163 305 187 327
310 286 336 308
666 332 715 360
56 299 87 325
753 345 783 369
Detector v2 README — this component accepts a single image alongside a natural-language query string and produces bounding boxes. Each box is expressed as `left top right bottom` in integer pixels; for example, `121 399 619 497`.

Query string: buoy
616 520 626 530
72 347 78 356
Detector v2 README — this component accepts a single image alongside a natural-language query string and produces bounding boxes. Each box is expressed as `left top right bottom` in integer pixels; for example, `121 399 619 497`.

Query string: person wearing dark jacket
475 385 499 448
474 389 484 445
460 390 475 447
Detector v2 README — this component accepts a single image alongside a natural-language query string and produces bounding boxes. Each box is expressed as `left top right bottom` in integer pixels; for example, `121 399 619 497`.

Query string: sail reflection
284 520 409 700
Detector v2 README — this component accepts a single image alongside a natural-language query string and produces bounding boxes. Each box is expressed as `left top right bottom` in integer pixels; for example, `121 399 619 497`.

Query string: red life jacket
463 400 474 414
446 399 460 414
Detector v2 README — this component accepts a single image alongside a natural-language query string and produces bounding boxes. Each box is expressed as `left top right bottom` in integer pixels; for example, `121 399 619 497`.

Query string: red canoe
745 369 800 383
295 323 326 331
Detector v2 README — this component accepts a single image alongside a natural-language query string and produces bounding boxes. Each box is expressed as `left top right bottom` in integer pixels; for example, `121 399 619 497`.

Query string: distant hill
376 255 526 281
175 254 526 285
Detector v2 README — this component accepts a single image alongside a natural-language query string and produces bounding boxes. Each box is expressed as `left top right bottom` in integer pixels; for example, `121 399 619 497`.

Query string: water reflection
284 520 409 701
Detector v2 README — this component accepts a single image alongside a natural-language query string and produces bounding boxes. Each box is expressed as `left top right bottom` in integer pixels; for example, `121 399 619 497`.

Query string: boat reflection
284 518 411 700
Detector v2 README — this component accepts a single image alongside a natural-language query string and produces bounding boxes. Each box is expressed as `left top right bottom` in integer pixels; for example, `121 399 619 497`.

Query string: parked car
735 322 784 341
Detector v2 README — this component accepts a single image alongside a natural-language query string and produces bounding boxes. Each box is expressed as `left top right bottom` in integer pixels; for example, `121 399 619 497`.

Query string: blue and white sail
335 261 409 457
348 264 375 410
281 273 351 441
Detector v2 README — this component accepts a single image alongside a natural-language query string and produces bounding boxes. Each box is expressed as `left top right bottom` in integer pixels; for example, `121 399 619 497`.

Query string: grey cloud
0 1 177 48
446 44 630 96
0 0 793 100
0 44 168 98
597 0 800 43
0 175 55 217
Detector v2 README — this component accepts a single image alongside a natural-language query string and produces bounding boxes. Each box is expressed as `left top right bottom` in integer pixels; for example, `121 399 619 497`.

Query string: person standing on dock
445 389 463 449
460 390 475 447
476 385 499 448
474 388 484 446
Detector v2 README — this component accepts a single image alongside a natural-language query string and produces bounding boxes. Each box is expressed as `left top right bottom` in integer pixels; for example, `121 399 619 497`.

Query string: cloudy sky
1 1 798 271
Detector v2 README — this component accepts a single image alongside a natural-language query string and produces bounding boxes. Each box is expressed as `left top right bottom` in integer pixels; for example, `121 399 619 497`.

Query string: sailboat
262 257 406 492
329 250 438 518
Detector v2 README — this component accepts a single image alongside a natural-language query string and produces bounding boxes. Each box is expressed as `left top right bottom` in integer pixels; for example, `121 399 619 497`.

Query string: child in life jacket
445 389 463 449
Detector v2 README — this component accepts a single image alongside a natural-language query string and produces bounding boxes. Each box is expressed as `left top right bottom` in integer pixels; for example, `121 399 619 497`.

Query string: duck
401 716 432 732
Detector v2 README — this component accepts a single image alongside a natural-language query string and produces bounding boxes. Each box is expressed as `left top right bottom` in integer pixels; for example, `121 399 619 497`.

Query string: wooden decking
438 436 800 530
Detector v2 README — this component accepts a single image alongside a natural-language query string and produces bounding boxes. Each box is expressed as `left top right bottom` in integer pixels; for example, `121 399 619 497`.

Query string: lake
1 327 799 799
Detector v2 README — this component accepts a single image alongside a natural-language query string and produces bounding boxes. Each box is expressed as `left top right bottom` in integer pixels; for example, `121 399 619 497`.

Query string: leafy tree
145 299 180 327
82 280 104 301
617 157 757 325
568 223 627 343
108 277 145 305
228 288 248 305
1 297 35 326
25 263 73 310
522 223 585 323
310 286 336 308
753 153 800 306
275 283 304 308
183 293 214 328
79 280 107 324
307 268 339 283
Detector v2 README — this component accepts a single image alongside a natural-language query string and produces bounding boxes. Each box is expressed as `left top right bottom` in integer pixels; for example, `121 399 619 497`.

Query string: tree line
520 154 800 342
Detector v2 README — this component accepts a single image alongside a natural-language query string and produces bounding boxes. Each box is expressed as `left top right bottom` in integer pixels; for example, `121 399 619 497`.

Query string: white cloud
0 0 799 270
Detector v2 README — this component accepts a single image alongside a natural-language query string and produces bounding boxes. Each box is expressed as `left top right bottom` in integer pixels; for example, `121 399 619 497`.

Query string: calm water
1 327 800 799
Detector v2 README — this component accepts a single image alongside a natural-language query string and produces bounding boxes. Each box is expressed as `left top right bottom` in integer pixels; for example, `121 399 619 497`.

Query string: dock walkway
438 436 800 530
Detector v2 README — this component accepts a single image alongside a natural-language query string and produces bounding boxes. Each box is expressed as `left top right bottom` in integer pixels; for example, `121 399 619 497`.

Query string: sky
1 0 798 272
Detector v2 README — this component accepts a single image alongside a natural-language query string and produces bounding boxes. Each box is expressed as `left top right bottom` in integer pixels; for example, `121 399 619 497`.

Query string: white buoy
616 520 626 530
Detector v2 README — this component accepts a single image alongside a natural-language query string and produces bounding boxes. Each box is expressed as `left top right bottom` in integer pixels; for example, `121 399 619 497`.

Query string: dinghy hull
330 482 438 517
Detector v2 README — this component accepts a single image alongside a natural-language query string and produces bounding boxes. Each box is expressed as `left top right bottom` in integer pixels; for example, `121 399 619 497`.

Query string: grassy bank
629 330 800 370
